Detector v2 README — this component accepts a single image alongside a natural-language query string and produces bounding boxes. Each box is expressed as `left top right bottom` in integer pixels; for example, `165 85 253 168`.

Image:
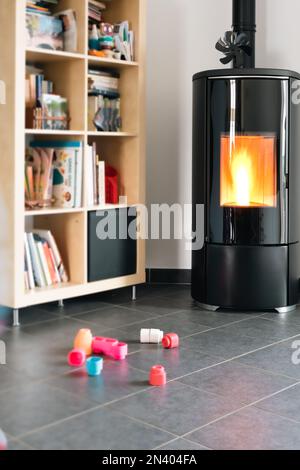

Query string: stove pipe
232 0 256 68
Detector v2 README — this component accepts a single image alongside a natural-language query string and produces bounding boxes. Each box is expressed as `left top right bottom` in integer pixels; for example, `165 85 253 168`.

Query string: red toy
68 349 86 367
149 365 167 387
162 333 180 350
92 337 128 361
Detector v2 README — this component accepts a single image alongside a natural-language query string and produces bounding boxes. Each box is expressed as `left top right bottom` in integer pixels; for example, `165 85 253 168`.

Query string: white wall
146 0 300 270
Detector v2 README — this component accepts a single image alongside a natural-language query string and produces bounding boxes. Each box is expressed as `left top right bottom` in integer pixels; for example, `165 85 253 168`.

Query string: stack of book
26 1 58 16
24 230 68 290
25 65 69 130
88 69 121 132
25 141 83 209
88 0 106 27
86 144 119 207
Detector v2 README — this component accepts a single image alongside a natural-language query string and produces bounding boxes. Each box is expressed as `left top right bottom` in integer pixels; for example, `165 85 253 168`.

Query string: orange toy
149 365 167 387
74 329 93 356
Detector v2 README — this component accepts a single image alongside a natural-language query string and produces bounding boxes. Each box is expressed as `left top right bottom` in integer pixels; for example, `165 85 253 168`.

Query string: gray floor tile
121 297 191 317
262 308 300 326
0 382 94 437
126 346 219 379
255 383 300 423
156 438 209 450
112 381 241 435
179 361 296 406
175 309 261 329
40 294 110 316
23 408 174 450
227 317 300 342
186 406 300 450
0 365 30 392
238 337 300 379
46 361 150 405
8 439 34 450
117 314 210 343
181 328 275 360
73 305 159 329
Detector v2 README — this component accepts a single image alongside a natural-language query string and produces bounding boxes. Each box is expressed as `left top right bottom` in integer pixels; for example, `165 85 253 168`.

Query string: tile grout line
179 380 300 442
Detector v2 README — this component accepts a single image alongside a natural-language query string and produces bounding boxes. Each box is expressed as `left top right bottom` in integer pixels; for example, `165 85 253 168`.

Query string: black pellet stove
192 0 300 312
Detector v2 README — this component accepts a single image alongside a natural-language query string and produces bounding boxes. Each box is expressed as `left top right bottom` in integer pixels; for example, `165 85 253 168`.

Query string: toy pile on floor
68 328 180 386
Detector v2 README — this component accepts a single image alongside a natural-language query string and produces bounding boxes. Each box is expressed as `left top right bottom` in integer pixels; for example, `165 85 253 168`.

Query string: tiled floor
1 284 300 450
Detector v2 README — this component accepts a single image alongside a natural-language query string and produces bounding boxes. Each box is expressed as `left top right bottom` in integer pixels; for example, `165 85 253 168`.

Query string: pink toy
68 349 86 367
162 333 180 349
149 365 167 387
92 337 128 361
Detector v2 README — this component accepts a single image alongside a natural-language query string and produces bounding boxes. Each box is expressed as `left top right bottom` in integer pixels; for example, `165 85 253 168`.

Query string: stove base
192 243 300 311
275 305 297 314
196 303 219 312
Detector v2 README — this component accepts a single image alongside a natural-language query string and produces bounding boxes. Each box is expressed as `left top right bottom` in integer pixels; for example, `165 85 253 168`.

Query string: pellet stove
192 0 300 312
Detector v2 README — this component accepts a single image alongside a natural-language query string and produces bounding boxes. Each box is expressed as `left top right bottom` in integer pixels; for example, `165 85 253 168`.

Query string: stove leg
58 300 64 308
196 302 219 312
13 309 20 327
132 286 137 301
275 305 297 314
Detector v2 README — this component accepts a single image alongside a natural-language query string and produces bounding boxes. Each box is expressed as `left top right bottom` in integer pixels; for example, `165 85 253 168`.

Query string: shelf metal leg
132 286 137 301
13 309 20 327
58 300 64 308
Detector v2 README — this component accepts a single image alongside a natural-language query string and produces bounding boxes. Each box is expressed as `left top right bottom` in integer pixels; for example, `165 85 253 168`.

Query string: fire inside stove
220 134 277 208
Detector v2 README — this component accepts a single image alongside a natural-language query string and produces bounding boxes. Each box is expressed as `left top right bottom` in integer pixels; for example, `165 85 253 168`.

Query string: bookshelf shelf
25 208 85 217
88 56 139 69
87 132 137 138
25 130 86 136
26 48 86 63
0 0 146 311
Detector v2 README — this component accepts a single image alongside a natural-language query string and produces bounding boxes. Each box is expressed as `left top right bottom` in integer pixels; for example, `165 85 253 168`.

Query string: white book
53 147 76 208
24 233 35 289
27 233 45 288
36 241 52 287
98 161 106 206
33 230 69 283
74 144 83 208
86 145 95 206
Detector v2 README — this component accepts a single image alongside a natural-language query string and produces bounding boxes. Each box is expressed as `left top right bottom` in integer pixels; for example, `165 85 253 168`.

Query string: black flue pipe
232 0 256 68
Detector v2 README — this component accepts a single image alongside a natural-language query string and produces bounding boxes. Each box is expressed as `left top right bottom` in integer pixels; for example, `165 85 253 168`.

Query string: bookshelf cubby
0 0 146 312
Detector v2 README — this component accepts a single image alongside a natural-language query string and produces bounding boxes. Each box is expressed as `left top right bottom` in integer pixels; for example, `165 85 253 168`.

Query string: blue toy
86 357 103 377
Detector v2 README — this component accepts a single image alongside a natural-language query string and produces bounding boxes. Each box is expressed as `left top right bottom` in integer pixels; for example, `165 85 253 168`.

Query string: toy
92 337 128 361
74 329 93 356
162 333 180 350
140 329 164 344
68 349 86 368
86 357 103 377
0 429 7 451
149 365 167 387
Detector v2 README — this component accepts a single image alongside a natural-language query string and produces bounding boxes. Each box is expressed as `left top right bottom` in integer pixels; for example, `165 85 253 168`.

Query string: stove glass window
220 133 277 208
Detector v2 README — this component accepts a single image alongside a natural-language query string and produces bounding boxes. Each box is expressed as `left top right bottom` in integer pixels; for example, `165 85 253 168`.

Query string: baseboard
146 269 191 285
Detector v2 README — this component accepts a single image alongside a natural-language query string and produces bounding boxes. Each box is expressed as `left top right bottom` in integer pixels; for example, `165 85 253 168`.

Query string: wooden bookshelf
0 0 146 311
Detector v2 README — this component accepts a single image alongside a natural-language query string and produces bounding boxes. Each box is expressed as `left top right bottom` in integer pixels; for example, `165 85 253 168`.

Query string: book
43 242 57 284
26 12 64 51
98 160 106 205
27 233 45 288
74 145 83 208
86 145 95 206
33 230 69 283
35 237 52 286
24 234 35 290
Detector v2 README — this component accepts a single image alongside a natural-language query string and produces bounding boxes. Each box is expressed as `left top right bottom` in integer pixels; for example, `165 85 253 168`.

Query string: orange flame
220 135 277 208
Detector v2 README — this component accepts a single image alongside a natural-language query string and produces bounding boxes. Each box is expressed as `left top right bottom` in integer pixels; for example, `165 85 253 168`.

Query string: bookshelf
0 0 146 317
